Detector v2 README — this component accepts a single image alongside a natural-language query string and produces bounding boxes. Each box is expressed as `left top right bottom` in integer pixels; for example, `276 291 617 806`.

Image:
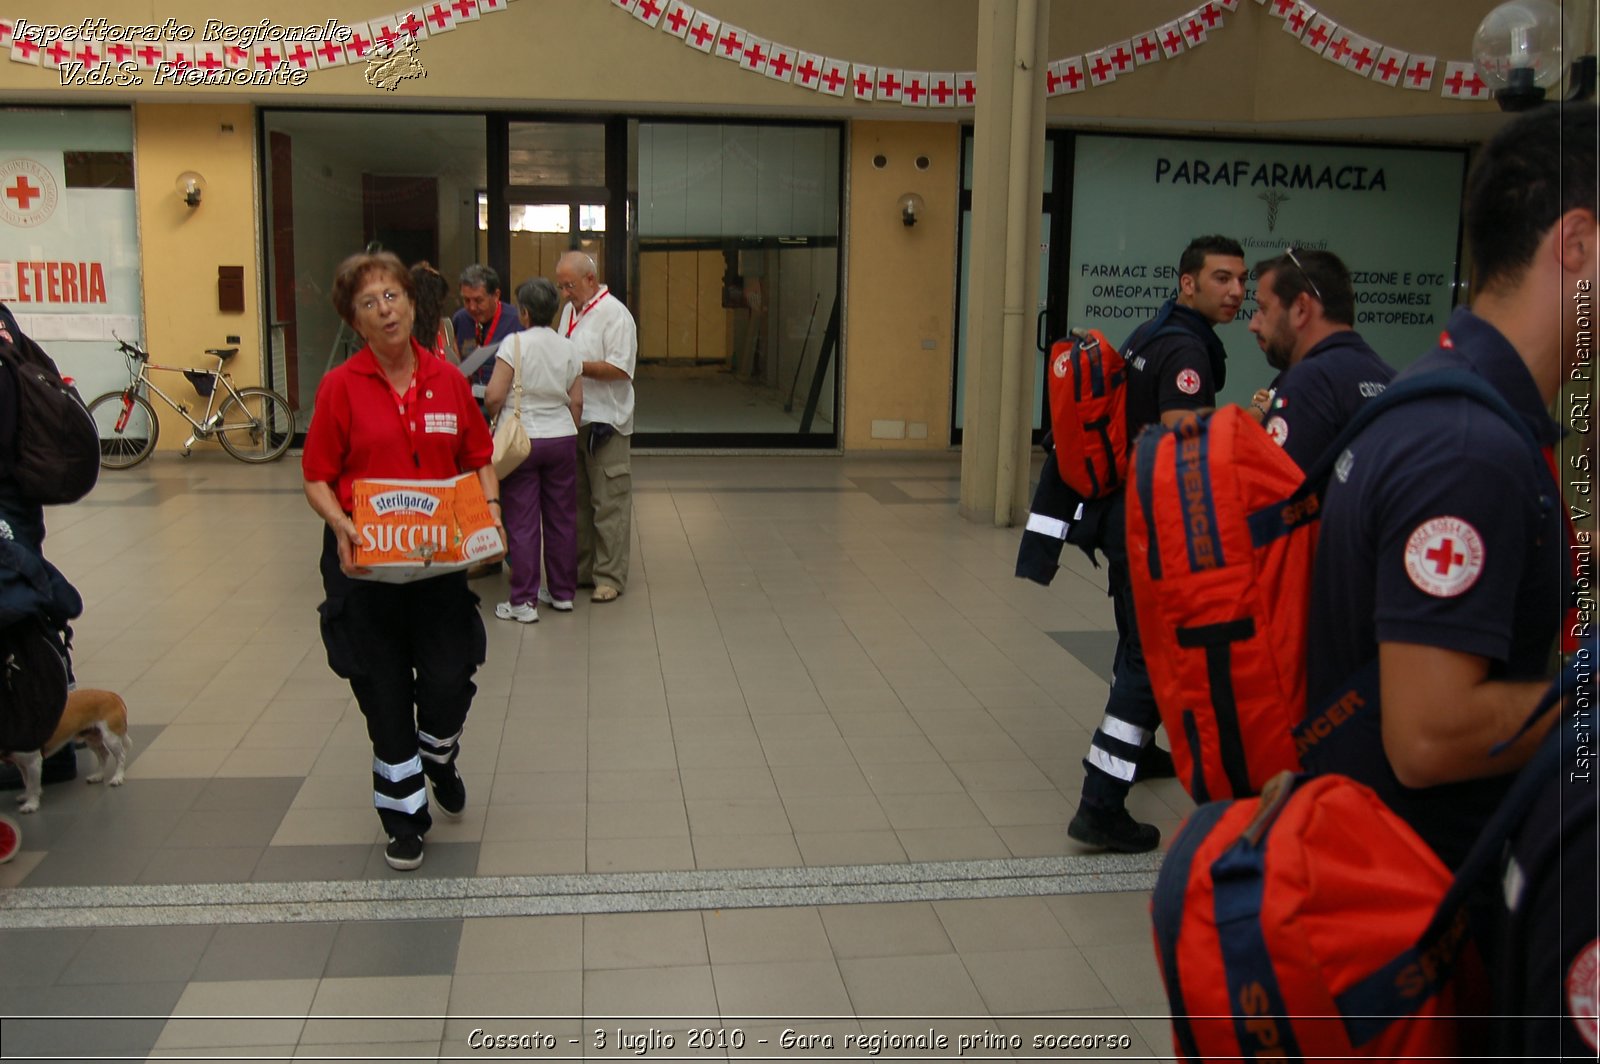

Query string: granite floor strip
0 855 1162 929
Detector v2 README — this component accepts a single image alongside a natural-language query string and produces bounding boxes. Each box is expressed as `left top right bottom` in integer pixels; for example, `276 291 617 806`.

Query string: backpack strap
1333 654 1589 1045
1150 796 1234 1063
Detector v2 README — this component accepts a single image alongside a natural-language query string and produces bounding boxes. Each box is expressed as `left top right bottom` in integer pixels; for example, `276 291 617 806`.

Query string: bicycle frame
116 353 253 452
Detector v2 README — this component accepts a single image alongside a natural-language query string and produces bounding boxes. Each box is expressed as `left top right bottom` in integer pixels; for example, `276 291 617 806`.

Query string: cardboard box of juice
349 472 503 583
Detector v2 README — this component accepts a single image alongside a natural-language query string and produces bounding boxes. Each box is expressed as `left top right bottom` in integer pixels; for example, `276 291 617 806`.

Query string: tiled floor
0 452 1189 1061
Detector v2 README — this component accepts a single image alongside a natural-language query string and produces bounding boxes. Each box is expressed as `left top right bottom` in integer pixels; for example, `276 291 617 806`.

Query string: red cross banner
1440 59 1489 99
795 52 824 89
1300 13 1336 54
1158 21 1186 59
611 0 639 13
1402 54 1437 91
929 72 956 107
1107 40 1136 76
451 0 480 24
10 29 41 65
1324 27 1354 65
313 32 349 68
162 42 194 73
956 72 977 106
685 11 720 52
0 19 12 50
1281 2 1312 39
1134 31 1163 65
633 0 666 27
714 23 747 62
874 67 903 101
396 6 431 41
421 1 458 33
1268 0 1297 15
1053 57 1087 95
902 70 930 107
224 44 250 69
1343 34 1379 77
368 17 403 53
765 43 796 82
1373 46 1409 86
738 34 771 75
1086 48 1117 86
819 57 849 97
661 0 694 39
851 64 876 100
283 43 318 71
343 25 376 63
1198 2 1228 30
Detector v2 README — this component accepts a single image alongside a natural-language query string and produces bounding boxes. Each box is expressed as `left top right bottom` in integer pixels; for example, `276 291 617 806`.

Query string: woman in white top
484 278 583 622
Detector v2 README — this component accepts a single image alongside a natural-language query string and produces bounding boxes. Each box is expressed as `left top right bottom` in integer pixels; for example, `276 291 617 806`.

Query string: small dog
2 689 131 814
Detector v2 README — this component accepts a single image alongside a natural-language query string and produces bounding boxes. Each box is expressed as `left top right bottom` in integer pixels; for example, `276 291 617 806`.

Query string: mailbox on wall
218 265 244 313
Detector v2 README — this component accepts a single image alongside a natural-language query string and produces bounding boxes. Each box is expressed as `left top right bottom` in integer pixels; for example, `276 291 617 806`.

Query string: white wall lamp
176 170 206 208
897 192 926 228
1473 0 1595 111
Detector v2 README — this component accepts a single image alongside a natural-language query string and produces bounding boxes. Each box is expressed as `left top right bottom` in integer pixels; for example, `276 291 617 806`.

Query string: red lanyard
566 286 609 338
477 301 503 345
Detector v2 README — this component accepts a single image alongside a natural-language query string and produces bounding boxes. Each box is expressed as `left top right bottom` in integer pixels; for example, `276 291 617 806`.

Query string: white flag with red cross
1179 11 1209 47
342 23 378 64
851 64 876 100
713 23 747 62
955 71 977 106
1343 34 1380 77
611 0 639 13
685 11 720 52
1157 22 1186 59
1323 27 1354 65
1300 13 1336 54
1049 57 1087 95
37 35 75 68
160 42 194 73
68 39 105 68
1372 47 1408 86
10 30 42 65
902 71 930 106
252 40 288 71
1401 54 1436 91
224 43 250 69
281 40 319 71
1106 40 1136 77
312 33 347 69
1281 2 1312 39
633 0 666 28
419 2 457 35
1197 1 1227 31
766 43 797 82
103 40 138 66
1133 30 1163 65
367 17 404 54
1267 0 1297 16
875 67 904 101
476 0 508 13
794 53 825 90
660 0 694 39
739 35 771 75
394 8 431 43
0 19 14 53
1440 60 1490 99
819 57 849 96
450 0 480 25
929 72 957 107
1085 48 1117 86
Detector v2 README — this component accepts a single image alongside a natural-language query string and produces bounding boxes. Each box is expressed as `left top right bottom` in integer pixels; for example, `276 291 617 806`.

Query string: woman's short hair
331 251 414 325
515 277 560 328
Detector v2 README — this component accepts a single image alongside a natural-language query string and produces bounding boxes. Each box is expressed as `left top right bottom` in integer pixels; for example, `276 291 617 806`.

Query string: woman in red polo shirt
303 250 500 872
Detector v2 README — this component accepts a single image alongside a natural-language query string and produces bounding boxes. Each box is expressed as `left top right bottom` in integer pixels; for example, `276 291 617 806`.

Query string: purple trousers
501 435 578 606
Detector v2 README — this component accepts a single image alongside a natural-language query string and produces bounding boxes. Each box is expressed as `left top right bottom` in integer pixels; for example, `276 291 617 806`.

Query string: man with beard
1245 248 1395 470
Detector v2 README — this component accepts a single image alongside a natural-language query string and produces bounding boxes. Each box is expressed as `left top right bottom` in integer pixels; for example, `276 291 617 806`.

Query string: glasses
358 289 404 314
556 281 578 292
1283 247 1323 303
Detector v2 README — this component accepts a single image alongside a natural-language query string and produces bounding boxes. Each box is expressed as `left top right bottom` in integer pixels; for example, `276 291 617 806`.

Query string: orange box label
350 472 502 581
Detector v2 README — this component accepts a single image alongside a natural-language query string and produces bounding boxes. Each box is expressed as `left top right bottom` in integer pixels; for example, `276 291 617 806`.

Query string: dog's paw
108 773 125 788
17 798 39 814
86 772 104 784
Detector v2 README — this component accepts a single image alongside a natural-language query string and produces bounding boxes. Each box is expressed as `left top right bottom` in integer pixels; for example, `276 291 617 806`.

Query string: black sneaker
429 766 466 820
385 834 424 870
1067 803 1161 853
1134 744 1177 783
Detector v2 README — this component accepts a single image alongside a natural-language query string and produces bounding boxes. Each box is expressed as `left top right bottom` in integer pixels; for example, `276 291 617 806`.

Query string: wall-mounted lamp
176 170 206 208
1473 0 1594 111
897 192 926 228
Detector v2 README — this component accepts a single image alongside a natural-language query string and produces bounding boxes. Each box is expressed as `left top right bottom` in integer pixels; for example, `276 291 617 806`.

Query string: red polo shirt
302 340 494 512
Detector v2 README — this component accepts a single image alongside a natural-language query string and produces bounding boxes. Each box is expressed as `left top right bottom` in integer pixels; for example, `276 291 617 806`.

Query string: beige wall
843 121 960 450
132 102 260 452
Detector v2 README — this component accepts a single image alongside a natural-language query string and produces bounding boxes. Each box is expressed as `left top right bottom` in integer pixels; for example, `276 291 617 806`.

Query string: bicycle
87 339 296 468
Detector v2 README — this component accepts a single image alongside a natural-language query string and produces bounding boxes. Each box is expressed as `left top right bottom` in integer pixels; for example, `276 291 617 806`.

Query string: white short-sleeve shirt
557 286 638 436
496 327 583 439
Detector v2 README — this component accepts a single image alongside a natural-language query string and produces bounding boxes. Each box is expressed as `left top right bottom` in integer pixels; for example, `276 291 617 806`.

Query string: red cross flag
395 8 431 42
1180 13 1208 47
633 0 665 27
875 67 903 101
956 72 977 105
1269 0 1296 15
1107 40 1136 76
10 31 41 65
0 19 11 49
1343 34 1379 77
661 0 694 39
766 44 796 82
283 42 318 70
343 24 376 63
1324 28 1354 65
1281 2 1311 39
819 57 849 96
224 44 249 68
795 52 824 89
1402 54 1437 91
313 35 346 69
422 1 457 33
1133 31 1163 65
1158 21 1185 59
369 17 404 53
476 0 507 13
1198 2 1227 29
1300 13 1336 54
902 70 930 107
686 11 720 52
162 42 194 73
450 0 480 24
852 64 876 100
714 24 747 62
1372 47 1408 86
1440 60 1489 99
611 0 639 13
739 35 771 75
930 72 957 107
1049 57 1086 95
1086 48 1117 86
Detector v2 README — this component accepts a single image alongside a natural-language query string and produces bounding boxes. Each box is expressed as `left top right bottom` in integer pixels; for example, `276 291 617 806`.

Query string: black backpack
0 539 81 751
0 305 100 506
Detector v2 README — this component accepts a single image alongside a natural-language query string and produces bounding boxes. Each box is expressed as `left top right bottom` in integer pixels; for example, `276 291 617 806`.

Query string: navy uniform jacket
1305 306 1565 868
1262 329 1397 471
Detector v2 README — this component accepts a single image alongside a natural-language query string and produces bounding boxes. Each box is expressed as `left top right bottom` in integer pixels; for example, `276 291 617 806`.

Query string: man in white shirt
555 251 638 602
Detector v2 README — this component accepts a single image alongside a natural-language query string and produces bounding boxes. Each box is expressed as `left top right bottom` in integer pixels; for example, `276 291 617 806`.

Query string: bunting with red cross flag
10 27 41 65
1179 11 1209 47
765 43 796 82
1267 0 1297 16
451 0 480 25
476 0 509 14
1133 30 1163 65
1324 26 1355 65
1344 34 1380 77
819 57 849 96
955 72 977 105
367 16 404 53
929 72 957 107
685 11 720 52
611 0 638 13
420 1 458 34
395 8 431 42
342 23 376 64
1052 57 1087 95
1158 21 1186 59
225 44 250 69
852 64 876 100
794 52 825 89
875 67 904 101
0 19 13 52
1281 2 1312 39
1106 40 1136 77
660 0 694 39
713 23 747 62
1440 60 1489 99
1085 48 1117 86
633 0 666 28
1197 1 1227 30
1373 47 1408 86
1301 12 1337 54
739 34 771 75
1401 54 1437 90
902 70 930 106
313 32 347 69
283 41 319 71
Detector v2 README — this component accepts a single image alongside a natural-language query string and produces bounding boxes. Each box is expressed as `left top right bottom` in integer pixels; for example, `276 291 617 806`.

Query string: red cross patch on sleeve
1175 368 1201 395
1403 516 1485 597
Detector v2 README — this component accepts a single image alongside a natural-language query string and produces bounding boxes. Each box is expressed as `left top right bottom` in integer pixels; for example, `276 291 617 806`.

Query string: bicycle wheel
216 387 295 463
86 390 159 469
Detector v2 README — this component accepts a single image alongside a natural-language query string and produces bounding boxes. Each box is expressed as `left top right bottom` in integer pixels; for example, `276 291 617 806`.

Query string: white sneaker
536 588 574 612
494 601 538 623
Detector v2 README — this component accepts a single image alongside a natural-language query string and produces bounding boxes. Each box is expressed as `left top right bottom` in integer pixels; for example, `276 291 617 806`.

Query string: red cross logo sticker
1051 350 1071 378
1265 416 1288 447
1175 368 1201 395
0 159 59 228
1403 516 1485 597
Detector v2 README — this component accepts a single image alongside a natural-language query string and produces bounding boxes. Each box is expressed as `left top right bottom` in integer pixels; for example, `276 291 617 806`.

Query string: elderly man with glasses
1245 247 1396 470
